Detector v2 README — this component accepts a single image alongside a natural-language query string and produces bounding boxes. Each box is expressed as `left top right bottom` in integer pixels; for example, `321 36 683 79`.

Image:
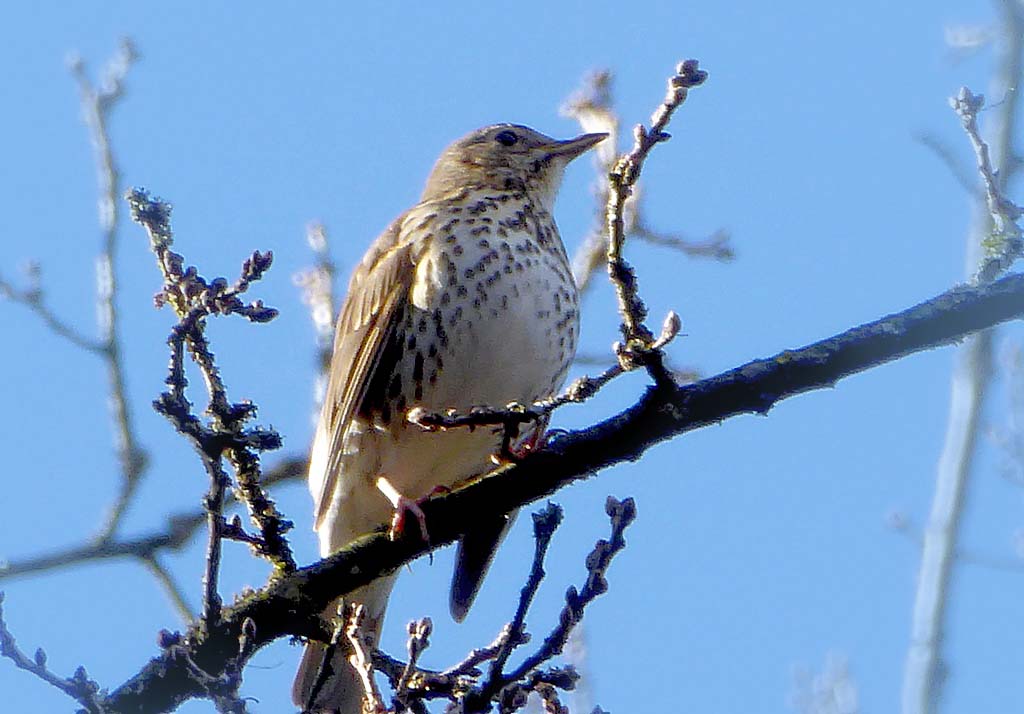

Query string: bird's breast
405 193 579 411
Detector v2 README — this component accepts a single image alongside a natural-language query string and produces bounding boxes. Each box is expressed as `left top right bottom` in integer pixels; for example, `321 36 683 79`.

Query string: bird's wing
311 214 421 530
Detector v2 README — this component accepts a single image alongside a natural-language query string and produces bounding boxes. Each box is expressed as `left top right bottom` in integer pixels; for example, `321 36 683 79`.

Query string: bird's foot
376 476 432 542
388 496 430 542
493 428 565 464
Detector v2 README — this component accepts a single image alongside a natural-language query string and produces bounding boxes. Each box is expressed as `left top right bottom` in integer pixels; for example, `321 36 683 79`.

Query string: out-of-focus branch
1 41 150 545
139 554 195 622
887 510 1024 573
917 131 984 198
901 4 1024 712
790 653 859 714
0 456 305 584
294 221 339 409
0 263 103 353
69 39 150 543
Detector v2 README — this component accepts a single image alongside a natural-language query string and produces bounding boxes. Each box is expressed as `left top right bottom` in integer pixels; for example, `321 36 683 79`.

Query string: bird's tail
292 575 397 713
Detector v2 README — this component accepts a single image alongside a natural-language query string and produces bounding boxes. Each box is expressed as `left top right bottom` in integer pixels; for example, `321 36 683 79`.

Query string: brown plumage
294 124 605 713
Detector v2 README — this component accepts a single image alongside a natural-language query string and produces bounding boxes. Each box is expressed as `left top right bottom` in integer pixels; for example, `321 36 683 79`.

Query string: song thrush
294 123 605 712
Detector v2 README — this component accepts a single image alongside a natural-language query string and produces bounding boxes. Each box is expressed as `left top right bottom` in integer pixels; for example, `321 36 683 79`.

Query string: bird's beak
545 132 608 160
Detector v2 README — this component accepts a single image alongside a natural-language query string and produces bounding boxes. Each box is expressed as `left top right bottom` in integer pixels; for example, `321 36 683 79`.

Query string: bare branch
0 457 305 583
563 68 731 297
496 498 635 693
632 224 733 260
902 5 1024 710
394 617 433 711
465 499 631 713
346 605 386 713
99 269 1024 713
69 39 150 543
950 86 1024 283
605 60 707 362
0 264 103 353
138 554 195 623
480 505 564 697
127 189 294 576
0 593 106 713
2 41 149 544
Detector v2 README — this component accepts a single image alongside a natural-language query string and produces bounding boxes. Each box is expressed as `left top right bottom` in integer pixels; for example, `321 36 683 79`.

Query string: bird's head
422 124 607 206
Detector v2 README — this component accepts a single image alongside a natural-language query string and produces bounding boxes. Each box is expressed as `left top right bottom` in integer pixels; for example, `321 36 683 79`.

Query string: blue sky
1 2 1022 713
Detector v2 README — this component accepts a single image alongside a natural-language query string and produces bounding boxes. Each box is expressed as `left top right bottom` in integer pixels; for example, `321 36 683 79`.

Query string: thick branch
101 272 1024 713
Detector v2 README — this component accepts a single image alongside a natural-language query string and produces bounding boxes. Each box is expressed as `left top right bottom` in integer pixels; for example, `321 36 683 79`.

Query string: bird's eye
494 130 519 147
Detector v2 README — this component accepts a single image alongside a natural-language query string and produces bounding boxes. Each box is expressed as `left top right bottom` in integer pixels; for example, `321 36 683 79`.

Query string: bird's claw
493 428 561 464
388 495 430 542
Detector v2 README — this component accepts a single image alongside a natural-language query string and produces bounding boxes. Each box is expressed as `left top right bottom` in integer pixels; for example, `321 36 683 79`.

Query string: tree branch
100 270 1024 713
0 457 305 583
69 39 150 543
902 3 1024 710
0 594 105 714
605 59 706 359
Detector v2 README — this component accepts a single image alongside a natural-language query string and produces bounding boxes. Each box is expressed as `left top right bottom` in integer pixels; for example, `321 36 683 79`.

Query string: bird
293 123 606 712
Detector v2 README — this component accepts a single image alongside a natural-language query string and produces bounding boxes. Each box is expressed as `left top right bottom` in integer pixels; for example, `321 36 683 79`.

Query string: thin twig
605 60 707 360
201 460 230 629
501 498 635 689
950 86 1024 283
0 593 106 713
916 131 984 198
442 629 509 678
0 265 103 353
465 499 633 713
888 512 1024 573
346 605 386 713
406 310 680 434
126 189 292 633
562 69 731 297
632 225 734 260
395 617 433 709
484 505 563 690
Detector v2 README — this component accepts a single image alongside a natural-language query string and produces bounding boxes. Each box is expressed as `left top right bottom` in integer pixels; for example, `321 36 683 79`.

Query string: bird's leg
376 476 431 542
